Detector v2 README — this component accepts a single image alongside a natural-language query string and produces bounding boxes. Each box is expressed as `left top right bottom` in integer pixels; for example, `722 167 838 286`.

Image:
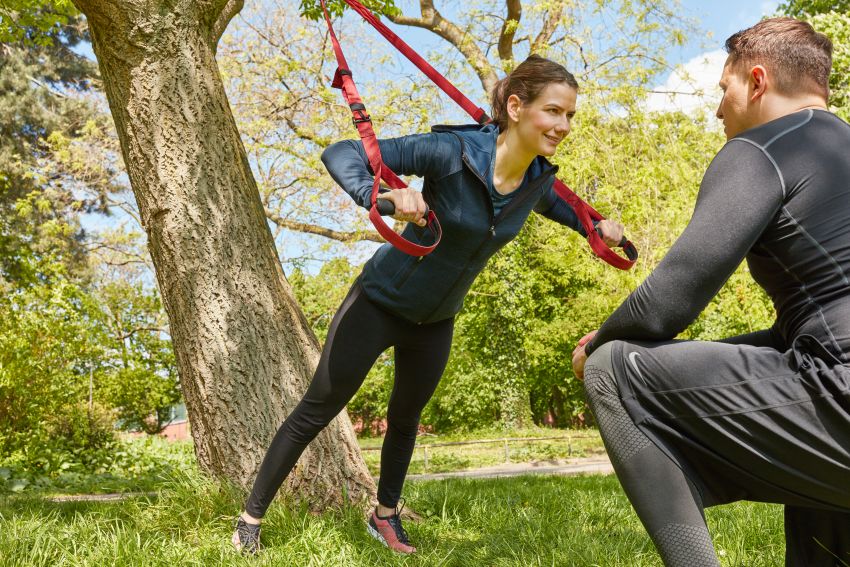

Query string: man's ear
750 65 768 101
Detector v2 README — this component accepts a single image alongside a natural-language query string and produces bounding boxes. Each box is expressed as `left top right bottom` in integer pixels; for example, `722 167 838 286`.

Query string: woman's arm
320 132 459 209
534 190 588 235
535 189 625 246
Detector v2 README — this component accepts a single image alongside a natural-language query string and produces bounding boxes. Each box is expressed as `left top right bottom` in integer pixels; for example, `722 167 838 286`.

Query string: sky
646 0 781 113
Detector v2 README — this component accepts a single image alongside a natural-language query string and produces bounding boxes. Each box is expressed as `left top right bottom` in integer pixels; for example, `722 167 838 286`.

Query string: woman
232 54 624 555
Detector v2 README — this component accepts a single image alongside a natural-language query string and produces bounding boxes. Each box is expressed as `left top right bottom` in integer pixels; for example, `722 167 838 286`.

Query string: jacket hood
431 123 556 183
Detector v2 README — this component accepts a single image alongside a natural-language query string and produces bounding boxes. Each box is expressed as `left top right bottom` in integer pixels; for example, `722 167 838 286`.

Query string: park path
406 456 613 482
43 456 613 503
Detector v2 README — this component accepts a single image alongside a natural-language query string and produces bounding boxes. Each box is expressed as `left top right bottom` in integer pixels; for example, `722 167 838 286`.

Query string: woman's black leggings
244 282 454 518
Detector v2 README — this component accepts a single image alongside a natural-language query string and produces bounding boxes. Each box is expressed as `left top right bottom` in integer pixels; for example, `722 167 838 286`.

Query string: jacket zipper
420 137 554 322
396 255 424 288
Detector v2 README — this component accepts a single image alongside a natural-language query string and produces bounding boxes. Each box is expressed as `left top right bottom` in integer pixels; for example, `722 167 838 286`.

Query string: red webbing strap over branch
323 0 637 269
320 0 441 256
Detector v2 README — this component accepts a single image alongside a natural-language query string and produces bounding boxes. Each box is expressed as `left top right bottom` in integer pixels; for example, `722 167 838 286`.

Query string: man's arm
719 327 782 348
585 139 785 356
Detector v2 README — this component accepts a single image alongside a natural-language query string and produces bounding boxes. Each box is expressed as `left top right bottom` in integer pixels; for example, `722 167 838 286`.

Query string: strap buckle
350 102 372 125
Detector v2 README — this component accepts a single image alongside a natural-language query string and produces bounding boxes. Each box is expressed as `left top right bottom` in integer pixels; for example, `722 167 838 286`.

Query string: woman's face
507 82 577 157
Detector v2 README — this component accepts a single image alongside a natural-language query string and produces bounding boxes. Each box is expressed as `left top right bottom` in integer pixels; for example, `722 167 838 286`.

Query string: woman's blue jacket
321 123 587 324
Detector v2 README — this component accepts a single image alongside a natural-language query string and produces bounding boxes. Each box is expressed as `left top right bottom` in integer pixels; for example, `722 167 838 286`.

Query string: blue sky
642 0 781 113
677 0 781 62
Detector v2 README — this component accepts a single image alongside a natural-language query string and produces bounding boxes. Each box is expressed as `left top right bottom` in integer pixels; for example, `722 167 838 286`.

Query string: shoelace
387 498 411 544
235 517 261 553
387 515 411 544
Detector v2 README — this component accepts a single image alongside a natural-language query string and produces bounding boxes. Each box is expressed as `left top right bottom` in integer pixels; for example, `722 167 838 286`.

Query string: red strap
323 0 637 269
552 180 638 270
320 0 441 256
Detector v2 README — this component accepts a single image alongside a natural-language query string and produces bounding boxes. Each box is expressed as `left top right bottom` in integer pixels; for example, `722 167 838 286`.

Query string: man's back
738 109 850 357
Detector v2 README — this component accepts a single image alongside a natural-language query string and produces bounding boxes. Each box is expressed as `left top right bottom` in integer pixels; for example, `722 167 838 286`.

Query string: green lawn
0 469 785 566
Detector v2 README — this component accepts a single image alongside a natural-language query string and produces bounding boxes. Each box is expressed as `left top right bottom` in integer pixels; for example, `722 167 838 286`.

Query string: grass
0 467 786 566
0 431 791 565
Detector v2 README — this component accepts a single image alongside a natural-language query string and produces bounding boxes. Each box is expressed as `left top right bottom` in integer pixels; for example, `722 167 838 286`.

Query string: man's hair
724 17 832 98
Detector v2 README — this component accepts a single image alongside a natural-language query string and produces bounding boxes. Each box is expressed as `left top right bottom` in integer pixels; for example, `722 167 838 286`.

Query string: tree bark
71 0 375 509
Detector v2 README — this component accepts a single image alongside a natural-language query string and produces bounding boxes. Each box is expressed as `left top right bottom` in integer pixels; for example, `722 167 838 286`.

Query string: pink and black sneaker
367 501 416 554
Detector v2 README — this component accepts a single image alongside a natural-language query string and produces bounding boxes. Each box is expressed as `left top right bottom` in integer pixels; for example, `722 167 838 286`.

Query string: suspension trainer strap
320 0 441 256
552 179 638 269
323 0 637 269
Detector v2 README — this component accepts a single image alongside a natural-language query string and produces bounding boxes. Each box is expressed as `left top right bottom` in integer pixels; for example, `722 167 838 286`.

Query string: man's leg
585 342 719 567
587 337 850 567
785 506 850 567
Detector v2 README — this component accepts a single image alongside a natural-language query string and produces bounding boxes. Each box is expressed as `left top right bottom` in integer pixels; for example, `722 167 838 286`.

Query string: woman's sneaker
232 516 262 555
367 502 416 554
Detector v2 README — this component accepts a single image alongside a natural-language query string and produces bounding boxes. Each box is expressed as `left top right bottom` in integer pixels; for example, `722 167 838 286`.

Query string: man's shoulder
733 109 839 149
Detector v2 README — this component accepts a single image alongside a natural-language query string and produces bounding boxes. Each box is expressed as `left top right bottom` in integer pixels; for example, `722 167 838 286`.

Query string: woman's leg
243 284 394 519
584 342 719 567
376 316 454 510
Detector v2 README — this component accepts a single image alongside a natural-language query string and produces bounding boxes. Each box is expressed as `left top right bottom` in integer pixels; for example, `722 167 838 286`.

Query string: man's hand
377 189 428 227
571 330 598 381
596 219 625 248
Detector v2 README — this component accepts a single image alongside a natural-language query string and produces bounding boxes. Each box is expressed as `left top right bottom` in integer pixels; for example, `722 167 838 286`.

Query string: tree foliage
779 0 850 17
0 0 79 45
0 24 180 471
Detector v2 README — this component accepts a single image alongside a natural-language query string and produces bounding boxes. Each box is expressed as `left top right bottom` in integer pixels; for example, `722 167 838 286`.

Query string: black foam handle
375 198 395 216
374 199 430 218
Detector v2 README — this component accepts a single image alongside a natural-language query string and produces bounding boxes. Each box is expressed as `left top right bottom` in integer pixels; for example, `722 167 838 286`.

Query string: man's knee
586 340 618 376
584 341 627 402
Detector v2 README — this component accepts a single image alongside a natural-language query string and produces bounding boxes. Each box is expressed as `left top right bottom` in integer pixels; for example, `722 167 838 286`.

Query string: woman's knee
385 411 420 439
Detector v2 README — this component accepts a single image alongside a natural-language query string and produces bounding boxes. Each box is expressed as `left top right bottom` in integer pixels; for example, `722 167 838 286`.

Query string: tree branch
118 326 169 340
530 1 564 55
385 0 499 94
498 0 522 62
283 116 331 147
265 209 384 243
69 0 118 28
210 0 244 48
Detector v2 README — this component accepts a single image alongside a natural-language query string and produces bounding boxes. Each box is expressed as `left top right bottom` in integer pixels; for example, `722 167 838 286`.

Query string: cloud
645 49 727 115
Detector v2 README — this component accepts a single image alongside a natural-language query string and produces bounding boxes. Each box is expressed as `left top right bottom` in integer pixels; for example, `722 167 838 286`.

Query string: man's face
716 58 754 140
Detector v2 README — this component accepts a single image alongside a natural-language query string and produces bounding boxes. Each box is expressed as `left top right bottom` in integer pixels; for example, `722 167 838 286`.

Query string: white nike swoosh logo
628 351 648 386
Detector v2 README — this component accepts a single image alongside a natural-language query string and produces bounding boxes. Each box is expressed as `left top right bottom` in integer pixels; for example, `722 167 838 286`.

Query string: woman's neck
494 129 536 194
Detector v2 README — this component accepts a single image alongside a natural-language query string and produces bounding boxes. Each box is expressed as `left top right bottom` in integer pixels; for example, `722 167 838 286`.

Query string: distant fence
361 434 599 472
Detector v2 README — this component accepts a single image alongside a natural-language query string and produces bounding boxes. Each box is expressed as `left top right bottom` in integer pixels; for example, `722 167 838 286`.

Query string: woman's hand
571 330 598 381
596 219 625 248
377 189 428 227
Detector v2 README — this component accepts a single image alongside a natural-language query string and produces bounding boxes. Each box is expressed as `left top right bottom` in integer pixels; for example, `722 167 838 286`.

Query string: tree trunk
72 0 375 509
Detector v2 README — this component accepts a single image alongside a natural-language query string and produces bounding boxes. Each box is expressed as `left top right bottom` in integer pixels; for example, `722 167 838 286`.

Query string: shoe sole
366 523 388 547
366 523 416 554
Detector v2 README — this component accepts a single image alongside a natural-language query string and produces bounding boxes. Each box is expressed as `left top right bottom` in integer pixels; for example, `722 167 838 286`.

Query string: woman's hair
490 55 579 130
725 17 832 98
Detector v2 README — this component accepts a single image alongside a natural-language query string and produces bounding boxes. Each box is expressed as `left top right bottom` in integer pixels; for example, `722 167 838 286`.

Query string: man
572 17 850 567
